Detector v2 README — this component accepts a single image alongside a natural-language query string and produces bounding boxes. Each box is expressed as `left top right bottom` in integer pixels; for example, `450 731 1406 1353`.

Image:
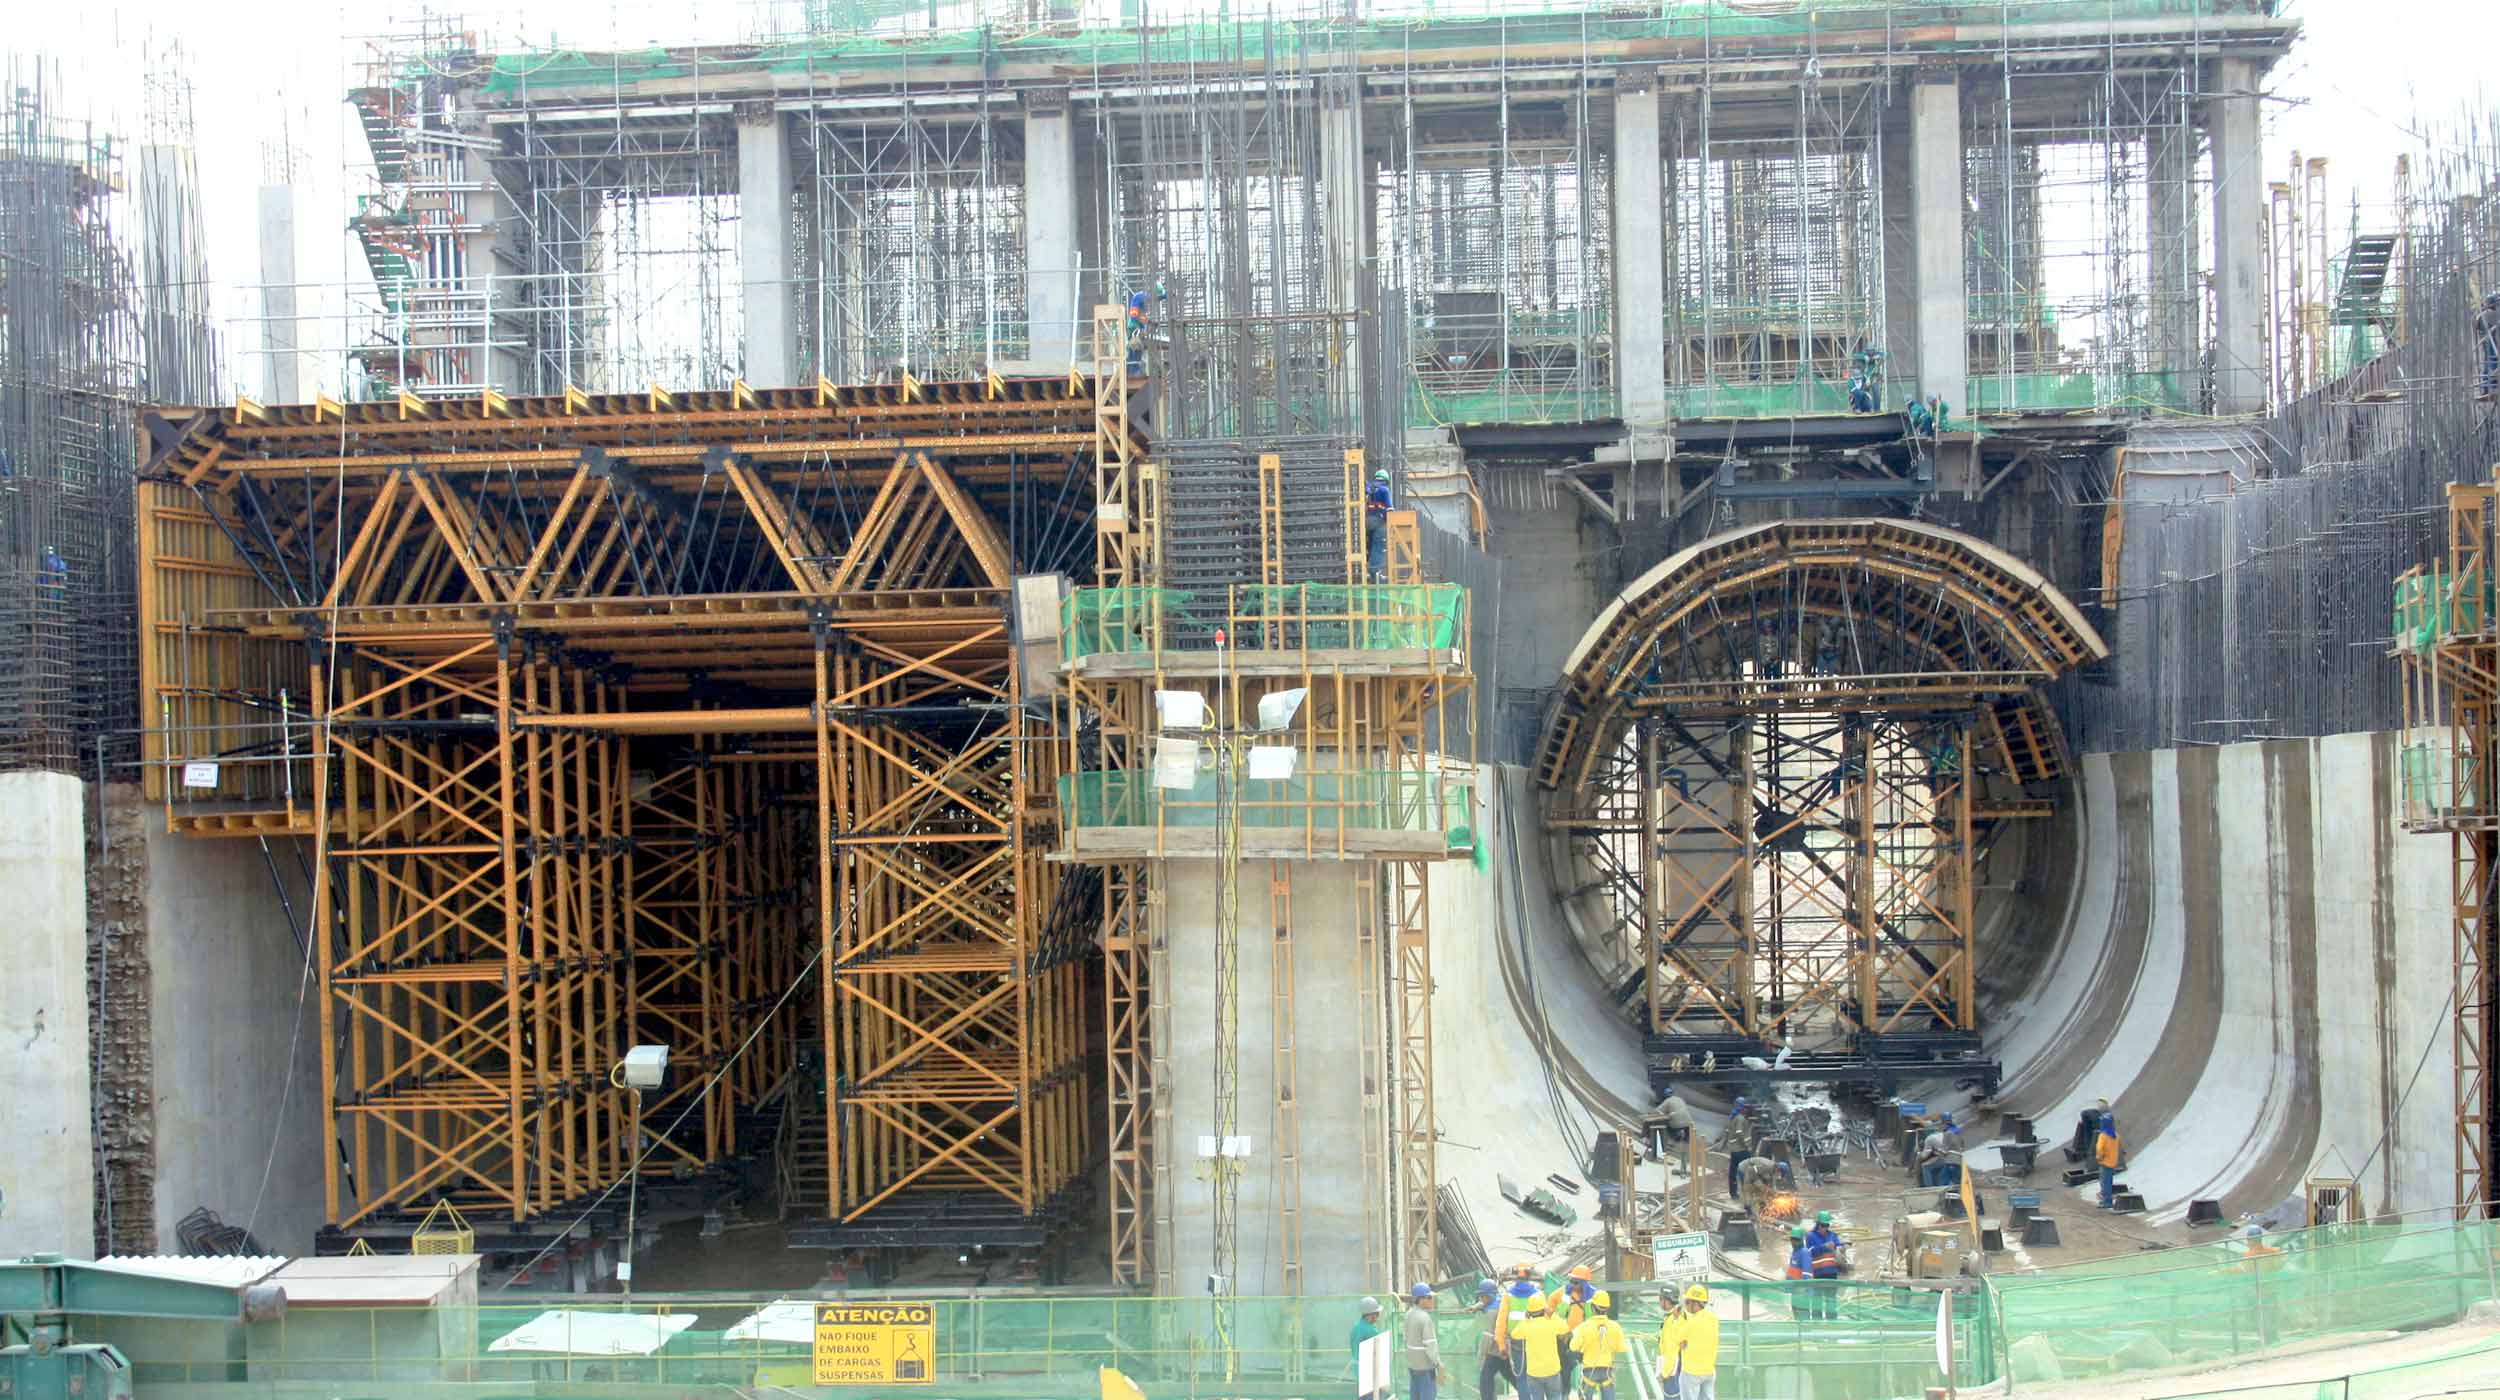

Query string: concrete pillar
1879 98 1917 403
1910 72 1968 415
738 102 800 387
2207 57 2266 414
0 772 93 1258
1024 90 1087 368
1612 68 1668 428
256 185 300 403
1321 72 1371 431
2148 106 2199 396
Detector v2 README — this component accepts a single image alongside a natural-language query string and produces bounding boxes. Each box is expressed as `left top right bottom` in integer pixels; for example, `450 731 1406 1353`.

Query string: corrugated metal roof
94 1255 289 1289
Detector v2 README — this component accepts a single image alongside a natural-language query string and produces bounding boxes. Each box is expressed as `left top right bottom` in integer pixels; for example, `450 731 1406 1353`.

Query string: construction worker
1917 1119 1956 1188
1723 1099 1754 1196
1782 1224 1815 1316
1472 1279 1515 1400
1496 1276 1541 1384
2095 1111 2124 1210
1406 1282 1445 1400
2476 291 2500 398
1805 1209 1844 1321
1353 1296 1389 1400
1645 1088 1695 1158
1365 468 1394 580
1511 1292 1570 1400
1736 1153 1780 1214
1656 1284 1721 1400
1546 1266 1596 1396
1567 1291 1627 1400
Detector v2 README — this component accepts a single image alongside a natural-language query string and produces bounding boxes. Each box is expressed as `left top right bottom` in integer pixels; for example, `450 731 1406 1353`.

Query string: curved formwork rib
1537 518 2106 1060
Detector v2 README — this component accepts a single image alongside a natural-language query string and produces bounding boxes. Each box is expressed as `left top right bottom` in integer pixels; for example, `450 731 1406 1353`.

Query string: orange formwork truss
137 375 1126 1250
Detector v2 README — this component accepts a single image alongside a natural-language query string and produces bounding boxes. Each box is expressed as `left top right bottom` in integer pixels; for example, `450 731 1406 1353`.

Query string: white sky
6 0 2488 399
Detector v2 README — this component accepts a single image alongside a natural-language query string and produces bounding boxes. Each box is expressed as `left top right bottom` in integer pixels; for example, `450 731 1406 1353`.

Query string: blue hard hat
1412 1283 1433 1300
1942 1113 1956 1128
1507 1280 1539 1300
1476 1279 1500 1296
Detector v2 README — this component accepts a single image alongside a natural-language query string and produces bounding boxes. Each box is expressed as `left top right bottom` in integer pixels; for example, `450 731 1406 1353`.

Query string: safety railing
1058 766 1474 843
70 1216 2497 1398
1062 583 1467 661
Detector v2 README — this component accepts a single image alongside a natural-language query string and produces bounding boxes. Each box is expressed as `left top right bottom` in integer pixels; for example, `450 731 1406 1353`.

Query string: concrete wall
1483 495 1614 700
1988 732 2457 1221
0 771 94 1255
142 822 324 1254
1160 860 1370 1299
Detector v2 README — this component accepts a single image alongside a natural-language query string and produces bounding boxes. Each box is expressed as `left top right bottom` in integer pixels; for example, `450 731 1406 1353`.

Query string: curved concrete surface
1485 729 2460 1233
1429 767 1669 1264
1984 733 2458 1221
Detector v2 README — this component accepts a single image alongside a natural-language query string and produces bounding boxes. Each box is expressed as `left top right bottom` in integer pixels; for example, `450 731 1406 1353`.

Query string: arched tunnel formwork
1431 517 2463 1236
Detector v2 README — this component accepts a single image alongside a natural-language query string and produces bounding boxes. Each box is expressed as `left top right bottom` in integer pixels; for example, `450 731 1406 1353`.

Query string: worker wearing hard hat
1804 1209 1844 1320
1568 1290 1628 1400
1545 1266 1597 1395
1364 468 1393 580
1494 1274 1541 1386
1351 1297 1388 1400
1510 1292 1571 1400
1471 1279 1515 1400
1657 1284 1721 1400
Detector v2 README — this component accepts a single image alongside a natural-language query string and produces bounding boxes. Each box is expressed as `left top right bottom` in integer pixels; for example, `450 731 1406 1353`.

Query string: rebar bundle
0 58 214 773
2064 110 2500 753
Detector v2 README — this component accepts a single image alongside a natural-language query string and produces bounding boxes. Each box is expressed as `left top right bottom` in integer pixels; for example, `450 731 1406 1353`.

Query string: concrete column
256 185 300 403
1910 72 1968 414
738 103 800 386
1879 98 1917 401
0 772 93 1258
1321 72 1371 431
1024 90 1087 368
1612 68 1668 428
2148 107 2199 395
2207 57 2266 414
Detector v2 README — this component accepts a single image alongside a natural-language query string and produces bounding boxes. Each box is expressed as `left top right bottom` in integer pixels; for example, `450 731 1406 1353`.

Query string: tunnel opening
1536 518 2107 1098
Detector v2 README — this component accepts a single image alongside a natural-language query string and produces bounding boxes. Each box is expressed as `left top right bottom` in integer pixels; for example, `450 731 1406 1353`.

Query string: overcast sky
7 0 2488 398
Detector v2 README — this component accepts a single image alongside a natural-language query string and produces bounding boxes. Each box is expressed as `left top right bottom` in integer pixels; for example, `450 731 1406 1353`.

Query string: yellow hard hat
1682 1284 1710 1304
1591 1291 1612 1311
1525 1294 1549 1314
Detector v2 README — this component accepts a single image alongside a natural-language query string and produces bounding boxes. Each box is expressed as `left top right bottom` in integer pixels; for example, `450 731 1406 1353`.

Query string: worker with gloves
1546 1266 1596 1396
1472 1279 1515 1400
1510 1293 1570 1400
1404 1283 1445 1400
1567 1291 1627 1400
1352 1297 1389 1400
2095 1111 2125 1209
1656 1284 1721 1400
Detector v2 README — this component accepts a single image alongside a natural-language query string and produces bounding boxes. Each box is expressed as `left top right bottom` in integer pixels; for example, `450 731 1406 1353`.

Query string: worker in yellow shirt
1510 1292 1571 1400
1545 1265 1596 1395
1656 1284 1720 1400
1566 1290 1628 1400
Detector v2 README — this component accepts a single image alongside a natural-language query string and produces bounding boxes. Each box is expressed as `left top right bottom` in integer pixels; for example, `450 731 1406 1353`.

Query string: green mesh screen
1063 584 1464 659
1058 767 1471 839
73 1218 2500 1398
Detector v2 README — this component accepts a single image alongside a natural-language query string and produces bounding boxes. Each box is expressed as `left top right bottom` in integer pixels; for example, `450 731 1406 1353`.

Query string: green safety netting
468 1 2270 97
74 1214 2500 1399
1062 584 1465 659
1989 1218 2500 1388
1058 766 1473 840
2394 568 2489 656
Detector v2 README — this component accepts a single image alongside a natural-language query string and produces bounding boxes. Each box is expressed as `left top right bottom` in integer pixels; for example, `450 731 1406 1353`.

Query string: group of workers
1779 1211 1847 1321
1356 1267 1720 1400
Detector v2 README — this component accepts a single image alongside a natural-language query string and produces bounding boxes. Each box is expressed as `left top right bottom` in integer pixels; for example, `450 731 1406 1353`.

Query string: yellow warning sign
813 1301 936 1386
